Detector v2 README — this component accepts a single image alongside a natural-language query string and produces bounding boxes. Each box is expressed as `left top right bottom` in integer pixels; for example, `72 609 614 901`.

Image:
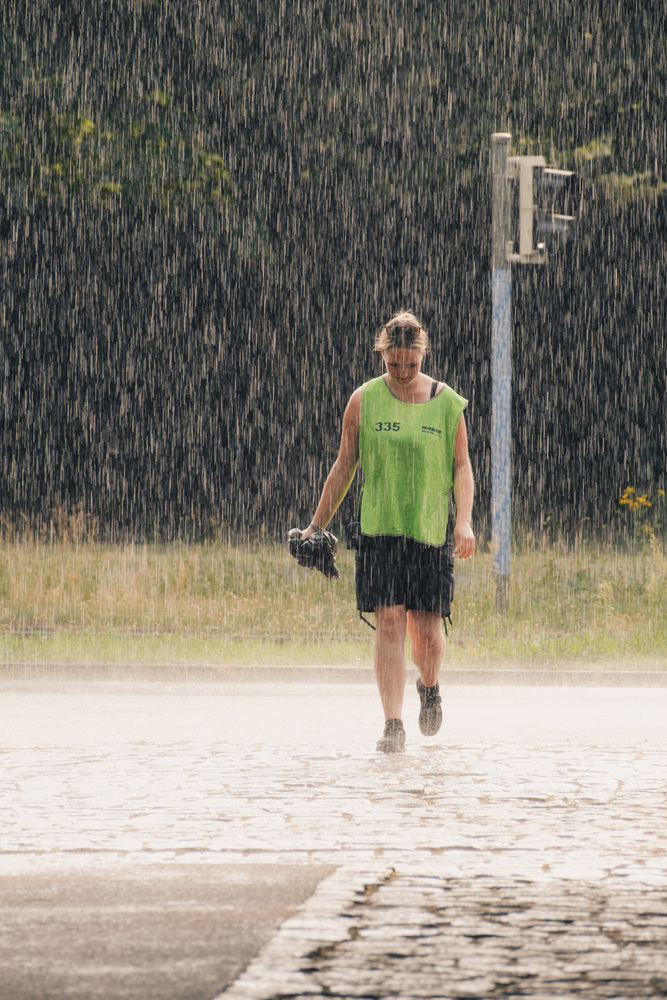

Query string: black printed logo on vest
421 425 442 435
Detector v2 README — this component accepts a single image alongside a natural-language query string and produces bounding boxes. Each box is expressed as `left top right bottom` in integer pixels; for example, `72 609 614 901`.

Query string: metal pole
491 133 511 614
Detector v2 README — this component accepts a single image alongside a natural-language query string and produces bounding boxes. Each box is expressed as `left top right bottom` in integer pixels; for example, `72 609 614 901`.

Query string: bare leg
407 610 446 686
407 610 445 736
374 605 407 721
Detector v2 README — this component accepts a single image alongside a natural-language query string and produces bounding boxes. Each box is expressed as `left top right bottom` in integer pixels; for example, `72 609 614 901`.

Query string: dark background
1 0 665 540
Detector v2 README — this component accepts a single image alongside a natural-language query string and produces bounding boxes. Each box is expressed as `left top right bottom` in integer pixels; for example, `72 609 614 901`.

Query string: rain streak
1 0 664 543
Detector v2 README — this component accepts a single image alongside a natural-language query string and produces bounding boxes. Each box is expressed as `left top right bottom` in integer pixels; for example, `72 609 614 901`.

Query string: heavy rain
2 0 664 539
1 1 666 998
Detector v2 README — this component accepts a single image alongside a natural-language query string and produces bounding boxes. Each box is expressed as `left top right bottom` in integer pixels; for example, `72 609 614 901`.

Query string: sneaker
416 679 443 736
376 718 406 753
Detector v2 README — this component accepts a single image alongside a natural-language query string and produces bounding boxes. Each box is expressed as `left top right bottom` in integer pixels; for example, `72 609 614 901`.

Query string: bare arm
301 388 361 539
452 414 475 559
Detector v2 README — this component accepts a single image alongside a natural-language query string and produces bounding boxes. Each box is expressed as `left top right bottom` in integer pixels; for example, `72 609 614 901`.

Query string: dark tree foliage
0 0 665 540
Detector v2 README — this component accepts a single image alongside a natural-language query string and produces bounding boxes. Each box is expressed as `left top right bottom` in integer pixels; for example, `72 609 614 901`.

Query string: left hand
453 519 476 559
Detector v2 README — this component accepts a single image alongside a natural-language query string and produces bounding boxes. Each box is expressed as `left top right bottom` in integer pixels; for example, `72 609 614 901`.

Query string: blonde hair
373 311 431 355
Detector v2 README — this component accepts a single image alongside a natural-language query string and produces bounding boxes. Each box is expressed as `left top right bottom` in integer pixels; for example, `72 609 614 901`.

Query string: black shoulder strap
430 379 438 399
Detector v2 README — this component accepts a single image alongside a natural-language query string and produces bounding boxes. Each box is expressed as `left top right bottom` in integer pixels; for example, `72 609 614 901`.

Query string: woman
299 311 475 752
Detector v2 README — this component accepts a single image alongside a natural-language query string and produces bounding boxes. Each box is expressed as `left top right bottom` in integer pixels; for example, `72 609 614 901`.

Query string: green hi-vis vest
358 375 467 546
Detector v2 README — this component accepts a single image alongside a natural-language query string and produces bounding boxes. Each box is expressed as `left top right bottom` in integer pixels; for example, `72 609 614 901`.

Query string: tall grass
1 533 665 669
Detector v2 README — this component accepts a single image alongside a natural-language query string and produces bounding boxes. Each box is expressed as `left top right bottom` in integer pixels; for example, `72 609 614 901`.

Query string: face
382 347 423 387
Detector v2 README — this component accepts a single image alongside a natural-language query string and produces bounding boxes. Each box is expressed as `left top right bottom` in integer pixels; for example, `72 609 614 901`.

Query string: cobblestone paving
229 873 667 999
4 739 667 879
3 683 667 998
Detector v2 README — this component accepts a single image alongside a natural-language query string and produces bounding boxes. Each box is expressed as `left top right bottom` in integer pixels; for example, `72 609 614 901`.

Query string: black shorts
355 534 455 618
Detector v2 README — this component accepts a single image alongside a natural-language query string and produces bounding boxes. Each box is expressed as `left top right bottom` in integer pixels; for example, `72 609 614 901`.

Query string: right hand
287 526 340 579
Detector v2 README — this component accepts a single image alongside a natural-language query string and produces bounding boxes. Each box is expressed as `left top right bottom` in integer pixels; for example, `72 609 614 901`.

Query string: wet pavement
0 863 334 1000
2 679 667 999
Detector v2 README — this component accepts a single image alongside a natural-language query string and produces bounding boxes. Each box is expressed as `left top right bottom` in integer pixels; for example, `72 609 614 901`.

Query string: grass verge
1 537 665 671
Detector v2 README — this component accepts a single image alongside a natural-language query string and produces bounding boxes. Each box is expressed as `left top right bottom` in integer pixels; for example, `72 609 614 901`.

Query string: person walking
295 311 475 752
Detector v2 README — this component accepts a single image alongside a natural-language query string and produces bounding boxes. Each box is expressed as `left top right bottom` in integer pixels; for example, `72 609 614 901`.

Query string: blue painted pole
491 133 512 613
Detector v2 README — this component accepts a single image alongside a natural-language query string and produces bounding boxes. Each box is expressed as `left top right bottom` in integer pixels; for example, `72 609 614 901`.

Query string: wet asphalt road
2 678 667 999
